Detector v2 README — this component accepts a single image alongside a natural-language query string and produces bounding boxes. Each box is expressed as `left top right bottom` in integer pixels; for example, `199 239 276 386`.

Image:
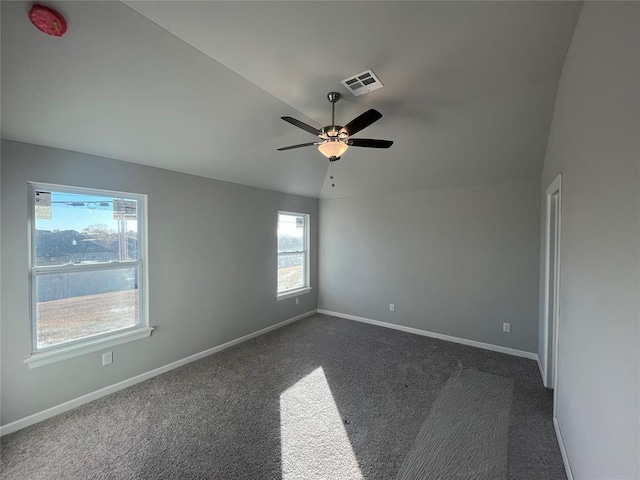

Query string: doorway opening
542 174 561 390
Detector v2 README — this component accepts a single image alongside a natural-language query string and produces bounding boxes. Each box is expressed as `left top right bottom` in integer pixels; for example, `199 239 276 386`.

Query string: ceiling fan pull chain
330 162 335 188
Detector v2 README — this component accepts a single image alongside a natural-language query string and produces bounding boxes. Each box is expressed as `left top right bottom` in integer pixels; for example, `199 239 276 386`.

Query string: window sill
24 326 154 369
277 287 312 301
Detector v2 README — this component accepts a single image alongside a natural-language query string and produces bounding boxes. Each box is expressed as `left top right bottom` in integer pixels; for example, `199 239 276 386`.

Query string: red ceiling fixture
28 4 67 37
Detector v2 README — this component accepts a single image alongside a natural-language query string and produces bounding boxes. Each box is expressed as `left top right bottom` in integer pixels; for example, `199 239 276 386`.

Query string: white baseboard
554 416 574 480
2 309 541 436
0 310 317 437
536 356 545 383
317 309 539 360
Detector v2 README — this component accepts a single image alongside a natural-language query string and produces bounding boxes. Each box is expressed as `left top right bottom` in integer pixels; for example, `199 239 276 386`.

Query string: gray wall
319 179 541 353
0 140 318 426
538 2 639 477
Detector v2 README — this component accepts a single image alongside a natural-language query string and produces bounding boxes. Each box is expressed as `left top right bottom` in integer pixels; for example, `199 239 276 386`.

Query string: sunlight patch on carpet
280 367 363 479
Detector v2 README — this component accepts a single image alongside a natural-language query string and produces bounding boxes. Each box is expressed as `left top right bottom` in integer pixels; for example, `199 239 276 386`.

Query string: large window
277 212 310 299
27 184 150 367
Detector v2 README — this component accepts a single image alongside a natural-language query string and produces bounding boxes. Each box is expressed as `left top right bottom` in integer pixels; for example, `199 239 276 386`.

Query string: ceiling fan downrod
325 92 344 161
327 91 340 131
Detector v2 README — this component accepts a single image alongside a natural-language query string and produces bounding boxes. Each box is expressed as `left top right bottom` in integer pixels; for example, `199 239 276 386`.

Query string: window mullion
33 260 141 275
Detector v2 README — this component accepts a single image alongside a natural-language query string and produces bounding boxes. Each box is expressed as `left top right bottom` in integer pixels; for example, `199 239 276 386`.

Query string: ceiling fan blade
348 138 393 149
277 142 317 151
341 109 383 136
281 117 321 136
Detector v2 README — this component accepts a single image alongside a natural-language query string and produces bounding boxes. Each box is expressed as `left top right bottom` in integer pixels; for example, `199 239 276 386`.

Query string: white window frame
25 183 152 368
277 211 311 300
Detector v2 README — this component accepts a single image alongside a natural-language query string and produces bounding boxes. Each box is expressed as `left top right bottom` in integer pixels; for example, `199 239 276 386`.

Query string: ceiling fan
277 92 393 162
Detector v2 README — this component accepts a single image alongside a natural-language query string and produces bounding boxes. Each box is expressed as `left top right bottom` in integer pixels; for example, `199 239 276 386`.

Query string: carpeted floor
396 369 514 480
0 314 566 479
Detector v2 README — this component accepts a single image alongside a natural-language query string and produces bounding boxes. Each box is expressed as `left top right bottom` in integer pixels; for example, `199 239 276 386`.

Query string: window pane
278 253 304 292
278 214 305 253
36 267 139 349
34 190 139 266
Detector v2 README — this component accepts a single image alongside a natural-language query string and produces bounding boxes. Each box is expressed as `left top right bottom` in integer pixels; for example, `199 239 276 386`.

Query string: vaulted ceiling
1 1 582 198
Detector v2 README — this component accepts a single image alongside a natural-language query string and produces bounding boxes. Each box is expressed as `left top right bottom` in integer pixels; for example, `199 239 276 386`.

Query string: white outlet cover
102 352 113 365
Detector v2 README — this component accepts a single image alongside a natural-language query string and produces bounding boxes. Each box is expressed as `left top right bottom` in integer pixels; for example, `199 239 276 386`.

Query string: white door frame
542 174 562 390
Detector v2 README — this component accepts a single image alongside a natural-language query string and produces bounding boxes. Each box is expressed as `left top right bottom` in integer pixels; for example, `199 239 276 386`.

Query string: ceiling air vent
341 69 383 96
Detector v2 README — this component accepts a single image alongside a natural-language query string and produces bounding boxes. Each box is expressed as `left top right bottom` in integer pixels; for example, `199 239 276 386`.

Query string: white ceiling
1 1 582 198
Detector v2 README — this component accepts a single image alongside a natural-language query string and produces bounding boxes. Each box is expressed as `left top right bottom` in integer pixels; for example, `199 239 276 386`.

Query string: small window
28 184 150 365
277 212 310 299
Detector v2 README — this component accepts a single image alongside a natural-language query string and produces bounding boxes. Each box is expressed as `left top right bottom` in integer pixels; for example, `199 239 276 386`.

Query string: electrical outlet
390 303 395 312
295 298 299 305
102 351 113 366
503 323 511 333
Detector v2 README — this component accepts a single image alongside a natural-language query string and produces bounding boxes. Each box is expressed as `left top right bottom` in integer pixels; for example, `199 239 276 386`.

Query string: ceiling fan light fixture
318 140 349 159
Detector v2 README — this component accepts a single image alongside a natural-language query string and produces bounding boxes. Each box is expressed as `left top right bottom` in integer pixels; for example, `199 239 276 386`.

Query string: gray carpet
0 314 566 479
396 369 513 480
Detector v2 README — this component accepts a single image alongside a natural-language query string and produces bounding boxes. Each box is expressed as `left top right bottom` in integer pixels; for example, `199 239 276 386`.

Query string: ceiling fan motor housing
320 127 347 139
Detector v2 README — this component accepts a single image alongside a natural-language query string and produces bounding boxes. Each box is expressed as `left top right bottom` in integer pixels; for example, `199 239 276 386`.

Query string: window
27 184 151 367
277 212 311 299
